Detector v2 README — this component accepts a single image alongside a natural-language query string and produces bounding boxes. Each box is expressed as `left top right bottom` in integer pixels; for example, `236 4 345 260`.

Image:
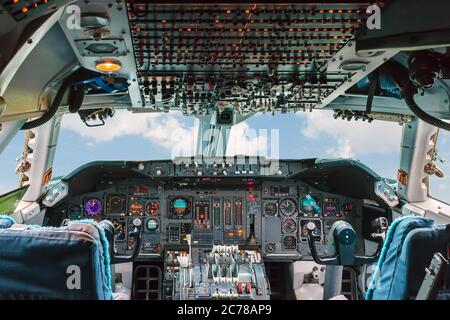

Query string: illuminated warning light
22 7 28 13
95 59 122 73
228 232 235 237
247 193 257 202
397 169 408 186
42 168 53 185
237 228 245 237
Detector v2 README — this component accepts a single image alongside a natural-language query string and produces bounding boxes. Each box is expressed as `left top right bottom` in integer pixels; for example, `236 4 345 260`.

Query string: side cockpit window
0 186 28 216
429 129 450 204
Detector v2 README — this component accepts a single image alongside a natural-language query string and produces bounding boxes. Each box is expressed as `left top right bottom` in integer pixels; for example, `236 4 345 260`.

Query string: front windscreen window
0 110 403 192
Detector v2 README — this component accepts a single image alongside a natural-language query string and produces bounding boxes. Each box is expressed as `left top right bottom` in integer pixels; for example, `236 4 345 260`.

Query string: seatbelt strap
416 253 448 300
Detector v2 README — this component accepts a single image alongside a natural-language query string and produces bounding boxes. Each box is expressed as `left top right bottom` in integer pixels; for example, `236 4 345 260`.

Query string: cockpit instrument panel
261 181 360 259
47 158 369 262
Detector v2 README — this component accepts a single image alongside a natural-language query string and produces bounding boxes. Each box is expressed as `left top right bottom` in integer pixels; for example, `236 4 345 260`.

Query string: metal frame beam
13 115 62 224
398 118 437 202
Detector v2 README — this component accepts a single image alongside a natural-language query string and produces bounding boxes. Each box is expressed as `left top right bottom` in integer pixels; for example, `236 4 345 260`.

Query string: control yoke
307 220 385 266
99 219 142 264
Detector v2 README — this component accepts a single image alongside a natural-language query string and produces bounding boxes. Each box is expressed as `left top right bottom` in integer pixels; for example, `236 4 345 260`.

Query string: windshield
0 110 403 195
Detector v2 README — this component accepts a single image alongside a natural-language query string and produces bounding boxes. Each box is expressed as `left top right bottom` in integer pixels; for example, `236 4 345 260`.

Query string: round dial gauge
300 195 321 217
282 218 297 234
84 198 103 217
146 218 159 231
146 201 160 216
129 198 144 216
69 205 83 220
279 198 297 217
264 202 278 216
170 198 190 218
265 243 276 253
283 235 297 250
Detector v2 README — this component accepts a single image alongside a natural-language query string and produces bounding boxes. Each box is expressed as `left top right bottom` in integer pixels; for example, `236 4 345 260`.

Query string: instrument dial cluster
262 182 359 258
59 179 359 261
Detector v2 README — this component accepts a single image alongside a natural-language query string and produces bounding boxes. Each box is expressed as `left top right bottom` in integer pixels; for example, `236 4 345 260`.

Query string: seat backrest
0 219 113 300
366 215 450 300
0 215 15 229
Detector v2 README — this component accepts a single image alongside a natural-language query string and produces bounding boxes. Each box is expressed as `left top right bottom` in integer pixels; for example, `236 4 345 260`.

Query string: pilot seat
366 216 450 300
0 217 123 300
308 215 450 300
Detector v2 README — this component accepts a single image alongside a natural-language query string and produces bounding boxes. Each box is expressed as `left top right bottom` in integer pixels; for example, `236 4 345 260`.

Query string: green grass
0 187 28 215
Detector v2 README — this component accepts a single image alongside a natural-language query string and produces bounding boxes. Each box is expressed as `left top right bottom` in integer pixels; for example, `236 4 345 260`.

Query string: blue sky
1 110 449 202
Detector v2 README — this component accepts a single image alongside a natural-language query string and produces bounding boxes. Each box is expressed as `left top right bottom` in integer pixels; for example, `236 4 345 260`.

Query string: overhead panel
126 2 380 115
0 0 65 21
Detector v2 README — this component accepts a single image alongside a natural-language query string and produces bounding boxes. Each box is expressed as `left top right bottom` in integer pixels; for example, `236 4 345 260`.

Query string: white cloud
227 122 269 157
61 111 197 156
326 139 354 158
298 110 403 158
62 111 160 143
61 111 269 157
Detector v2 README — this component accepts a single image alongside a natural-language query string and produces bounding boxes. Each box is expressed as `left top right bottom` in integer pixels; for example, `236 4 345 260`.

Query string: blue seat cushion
367 215 450 300
0 220 113 300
